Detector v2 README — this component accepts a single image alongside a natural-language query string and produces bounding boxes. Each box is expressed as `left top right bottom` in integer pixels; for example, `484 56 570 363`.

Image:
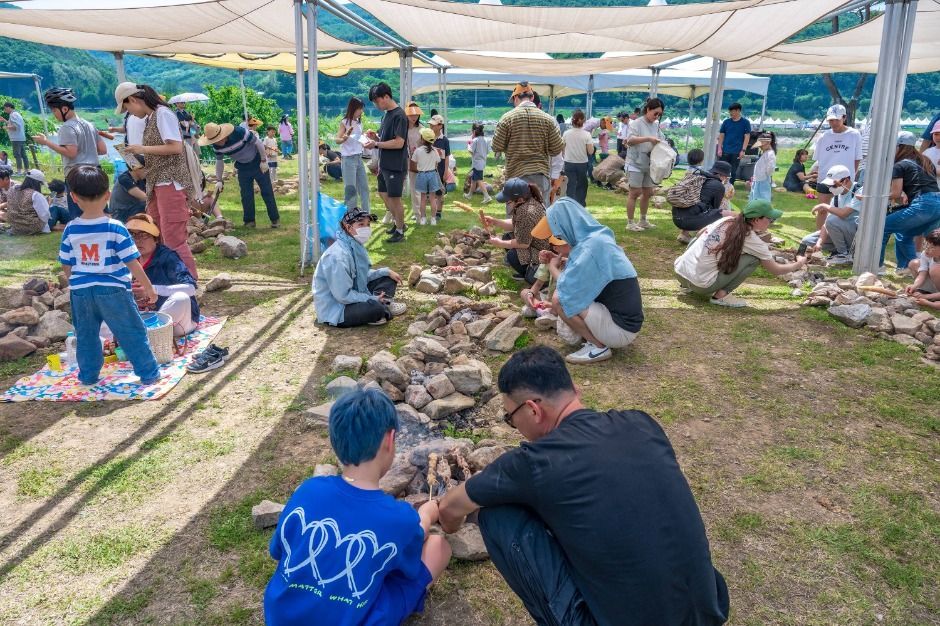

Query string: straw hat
405 102 423 116
198 122 235 146
125 213 161 238
247 117 263 128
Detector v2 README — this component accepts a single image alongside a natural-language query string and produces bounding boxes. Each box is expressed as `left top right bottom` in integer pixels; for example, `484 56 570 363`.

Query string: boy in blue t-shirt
59 165 160 386
264 390 451 625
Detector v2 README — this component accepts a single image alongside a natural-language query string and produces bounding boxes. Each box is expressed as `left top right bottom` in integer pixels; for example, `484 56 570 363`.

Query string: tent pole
649 68 660 98
685 86 694 151
238 69 249 123
549 85 555 116
586 74 594 119
33 75 48 134
306 0 321 264
294 0 311 274
442 68 448 122
113 52 127 83
437 68 443 112
853 0 918 275
758 93 768 130
404 49 414 106
399 51 407 105
703 59 727 170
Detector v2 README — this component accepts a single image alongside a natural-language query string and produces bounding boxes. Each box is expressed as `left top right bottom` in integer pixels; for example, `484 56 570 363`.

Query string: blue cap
496 178 531 203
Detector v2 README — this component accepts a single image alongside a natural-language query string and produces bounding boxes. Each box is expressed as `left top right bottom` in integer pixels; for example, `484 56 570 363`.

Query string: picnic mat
2 316 225 403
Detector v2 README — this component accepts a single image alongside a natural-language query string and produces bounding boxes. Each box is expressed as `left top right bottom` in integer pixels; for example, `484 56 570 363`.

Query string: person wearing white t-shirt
922 121 940 185
336 96 370 213
674 199 807 308
116 82 199 279
812 104 862 205
625 98 666 231
561 109 595 207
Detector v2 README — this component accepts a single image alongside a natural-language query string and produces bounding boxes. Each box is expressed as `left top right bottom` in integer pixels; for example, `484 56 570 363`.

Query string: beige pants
557 302 637 348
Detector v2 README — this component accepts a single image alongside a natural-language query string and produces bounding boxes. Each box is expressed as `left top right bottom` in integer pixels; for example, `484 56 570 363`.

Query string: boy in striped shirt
59 165 161 386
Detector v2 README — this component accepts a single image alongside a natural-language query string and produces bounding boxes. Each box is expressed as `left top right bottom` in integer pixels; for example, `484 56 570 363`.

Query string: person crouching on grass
58 165 161 386
264 389 451 626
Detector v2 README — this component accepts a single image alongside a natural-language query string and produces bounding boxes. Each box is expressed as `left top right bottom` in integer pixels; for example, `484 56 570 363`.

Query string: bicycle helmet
44 87 77 107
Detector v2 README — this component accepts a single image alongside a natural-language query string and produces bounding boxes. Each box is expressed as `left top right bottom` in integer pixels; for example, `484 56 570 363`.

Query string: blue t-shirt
719 117 752 153
58 216 140 290
264 476 431 626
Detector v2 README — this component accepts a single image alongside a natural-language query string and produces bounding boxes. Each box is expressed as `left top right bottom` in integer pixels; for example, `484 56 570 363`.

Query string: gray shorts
627 169 654 188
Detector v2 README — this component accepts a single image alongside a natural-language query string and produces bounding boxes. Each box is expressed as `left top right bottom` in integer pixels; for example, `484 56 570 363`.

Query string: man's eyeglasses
503 398 540 427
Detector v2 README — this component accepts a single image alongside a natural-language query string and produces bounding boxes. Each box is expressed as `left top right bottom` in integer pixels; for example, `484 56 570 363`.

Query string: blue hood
547 197 637 317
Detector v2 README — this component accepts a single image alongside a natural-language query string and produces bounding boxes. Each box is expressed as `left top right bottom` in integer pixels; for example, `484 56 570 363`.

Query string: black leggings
672 207 724 232
506 249 538 285
336 275 398 328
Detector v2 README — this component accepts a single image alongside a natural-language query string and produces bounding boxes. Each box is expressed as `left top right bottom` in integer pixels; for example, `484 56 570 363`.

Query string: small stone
407 264 423 287
790 289 804 297
215 235 248 259
446 524 489 561
9 326 27 339
200 225 226 238
205 272 233 292
0 321 11 338
836 279 855 290
827 304 872 329
25 335 50 349
914 331 932 345
302 402 334 429
371 358 409 389
314 464 339 477
477 282 498 296
425 361 448 376
466 318 495 339
407 321 430 336
404 384 432 409
484 313 524 352
424 392 476 420
891 334 922 348
361 380 383 393
468 445 510 471
1 306 40 326
425 373 456 399
190 240 211 254
0 334 37 361
367 350 397 370
36 310 73 341
890 314 921 336
330 354 362 374
326 376 359 399
443 277 474 295
450 320 467 335
465 266 492 283
379 458 417 496
925 319 939 333
251 500 284 530
395 402 429 425
855 272 879 288
424 252 447 267
444 361 493 395
23 277 48 295
409 438 474 468
381 380 405 401
409 336 450 362
53 293 70 312
911 311 935 325
415 276 442 294
31 297 50 316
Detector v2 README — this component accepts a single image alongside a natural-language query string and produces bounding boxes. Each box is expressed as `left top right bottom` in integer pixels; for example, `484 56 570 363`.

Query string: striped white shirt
59 217 140 290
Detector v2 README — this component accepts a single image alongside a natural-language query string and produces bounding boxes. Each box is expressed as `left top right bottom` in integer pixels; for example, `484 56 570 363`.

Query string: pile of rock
408 295 526 354
272 176 300 196
0 277 74 362
801 272 940 361
406 227 499 296
186 215 247 259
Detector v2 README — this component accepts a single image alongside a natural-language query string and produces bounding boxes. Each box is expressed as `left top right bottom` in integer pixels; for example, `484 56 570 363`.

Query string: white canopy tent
0 70 48 133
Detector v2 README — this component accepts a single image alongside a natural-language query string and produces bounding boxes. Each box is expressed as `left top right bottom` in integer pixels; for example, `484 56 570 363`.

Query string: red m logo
80 244 100 263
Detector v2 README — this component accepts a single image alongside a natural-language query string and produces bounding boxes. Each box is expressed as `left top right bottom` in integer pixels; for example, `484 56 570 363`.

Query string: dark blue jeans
48 204 71 230
65 183 83 221
235 156 280 225
477 505 598 626
880 192 940 269
70 285 160 385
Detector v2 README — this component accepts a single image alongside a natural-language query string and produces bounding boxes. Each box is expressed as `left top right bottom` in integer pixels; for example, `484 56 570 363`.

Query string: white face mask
353 226 371 244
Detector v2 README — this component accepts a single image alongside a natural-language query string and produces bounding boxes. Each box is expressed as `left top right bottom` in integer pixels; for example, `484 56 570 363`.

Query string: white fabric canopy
350 0 850 59
434 50 687 76
0 0 366 53
412 68 589 98
146 51 426 77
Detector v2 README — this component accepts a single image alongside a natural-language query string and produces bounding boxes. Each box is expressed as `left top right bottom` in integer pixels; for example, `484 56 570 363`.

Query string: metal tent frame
0 71 49 134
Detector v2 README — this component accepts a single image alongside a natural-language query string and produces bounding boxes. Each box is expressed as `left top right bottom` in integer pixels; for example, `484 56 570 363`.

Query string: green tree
187 84 282 128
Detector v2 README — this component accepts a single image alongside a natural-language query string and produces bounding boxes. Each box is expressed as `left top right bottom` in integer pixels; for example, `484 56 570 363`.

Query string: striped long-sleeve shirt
59 217 140 290
491 102 564 180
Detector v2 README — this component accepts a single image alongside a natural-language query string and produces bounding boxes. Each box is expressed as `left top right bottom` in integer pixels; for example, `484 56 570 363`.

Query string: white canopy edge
434 50 687 76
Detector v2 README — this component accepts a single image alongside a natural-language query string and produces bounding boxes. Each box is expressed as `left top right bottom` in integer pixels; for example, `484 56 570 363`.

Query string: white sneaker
367 317 388 326
709 294 749 308
463 193 472 200
521 305 537 318
418 217 426 226
555 319 583 346
388 301 407 316
482 196 493 205
638 219 656 230
877 266 888 276
381 212 393 224
565 342 612 364
429 217 438 226
627 222 644 232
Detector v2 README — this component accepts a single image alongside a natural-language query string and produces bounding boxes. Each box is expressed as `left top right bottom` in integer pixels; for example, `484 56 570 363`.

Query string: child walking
264 126 279 183
749 132 776 202
264 389 451 625
412 127 442 225
58 165 160 386
466 123 492 203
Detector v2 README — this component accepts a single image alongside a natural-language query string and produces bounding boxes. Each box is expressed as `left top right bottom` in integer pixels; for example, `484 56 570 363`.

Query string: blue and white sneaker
565 342 612 364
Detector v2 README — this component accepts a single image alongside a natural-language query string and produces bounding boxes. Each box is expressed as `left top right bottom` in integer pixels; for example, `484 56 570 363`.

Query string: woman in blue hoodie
313 207 405 327
531 198 644 364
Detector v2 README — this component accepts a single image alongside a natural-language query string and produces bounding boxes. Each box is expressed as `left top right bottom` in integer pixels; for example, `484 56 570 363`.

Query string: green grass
48 525 161 575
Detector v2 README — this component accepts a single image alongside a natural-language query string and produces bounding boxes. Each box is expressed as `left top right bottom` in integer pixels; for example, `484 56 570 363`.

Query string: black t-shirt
892 159 939 201
466 409 729 626
595 276 644 333
434 135 451 178
176 109 194 138
783 162 806 192
378 106 408 172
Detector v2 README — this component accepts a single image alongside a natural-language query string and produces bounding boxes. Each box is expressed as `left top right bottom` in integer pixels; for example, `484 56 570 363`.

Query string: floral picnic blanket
1 316 225 402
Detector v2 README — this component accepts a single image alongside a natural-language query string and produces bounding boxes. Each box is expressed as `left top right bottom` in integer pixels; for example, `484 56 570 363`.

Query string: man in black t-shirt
365 82 408 243
440 347 729 626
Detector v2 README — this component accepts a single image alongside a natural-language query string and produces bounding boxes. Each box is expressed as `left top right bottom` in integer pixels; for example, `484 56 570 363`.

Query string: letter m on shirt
80 243 100 264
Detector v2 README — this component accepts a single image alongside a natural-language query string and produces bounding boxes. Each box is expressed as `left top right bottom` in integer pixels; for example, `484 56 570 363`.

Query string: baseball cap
548 234 567 246
125 213 161 238
932 121 940 135
741 199 783 221
820 164 852 186
419 127 436 143
508 81 534 102
710 161 732 177
897 131 918 146
531 215 553 240
495 178 530 203
25 169 46 185
113 81 142 114
826 104 847 121
341 207 377 225
429 114 445 125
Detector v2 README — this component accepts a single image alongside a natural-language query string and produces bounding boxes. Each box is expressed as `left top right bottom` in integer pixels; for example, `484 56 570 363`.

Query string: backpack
666 169 707 209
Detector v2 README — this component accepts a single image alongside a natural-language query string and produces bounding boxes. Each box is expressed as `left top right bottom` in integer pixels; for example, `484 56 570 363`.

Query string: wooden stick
453 201 474 213
857 286 898 297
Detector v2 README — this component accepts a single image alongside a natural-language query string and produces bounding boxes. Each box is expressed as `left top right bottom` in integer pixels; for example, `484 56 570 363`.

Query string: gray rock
379 458 417 496
367 350 397 370
407 264 423 287
395 402 430 425
855 272 879 288
424 252 447 267
468 445 510 471
330 354 362 374
215 235 248 259
891 314 921 336
425 361 448 377
911 311 935 325
36 310 73 341
444 361 492 395
446 524 489 561
32 298 50 316
251 500 285 530
381 380 405 402
0 334 37 361
1 306 40 326
892 334 922 348
827 303 872 329
450 320 467 335
205 272 233 292
0 320 11 338
443 277 474 295
915 331 933 345
53 293 70 312
22 277 48 295
424 392 476 420
302 402 334 429
9 326 28 339
865 307 893 333
484 313 524 352
372 359 409 390
466 318 495 339
409 438 474 468
361 380 383 393
409 336 450 362
25 335 51 349
426 373 456 399
405 385 433 409
407 321 430 336
314 464 339 477
415 276 442 294
326 376 359 399
465 266 492 283
38 290 56 306
200 225 226 238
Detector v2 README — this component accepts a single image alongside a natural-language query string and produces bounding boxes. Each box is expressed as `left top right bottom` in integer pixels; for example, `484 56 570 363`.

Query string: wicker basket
141 312 175 365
